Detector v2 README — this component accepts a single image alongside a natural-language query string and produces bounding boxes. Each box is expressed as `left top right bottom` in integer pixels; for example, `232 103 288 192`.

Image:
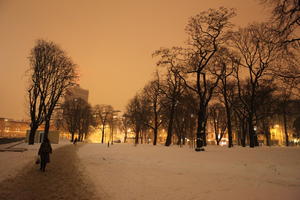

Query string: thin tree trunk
71 132 75 142
101 125 105 143
283 110 289 146
124 130 128 143
264 125 271 146
196 103 206 150
153 128 158 145
226 106 233 148
241 120 246 147
135 126 140 145
248 115 255 148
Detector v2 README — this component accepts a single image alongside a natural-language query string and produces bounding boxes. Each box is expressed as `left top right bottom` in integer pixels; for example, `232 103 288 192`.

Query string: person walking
38 138 52 172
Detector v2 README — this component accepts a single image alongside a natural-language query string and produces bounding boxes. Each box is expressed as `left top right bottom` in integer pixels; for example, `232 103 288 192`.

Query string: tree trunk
101 125 105 143
153 104 159 145
28 124 38 145
124 130 128 143
195 105 206 151
135 131 139 145
241 120 246 147
203 118 207 146
165 103 176 146
226 106 233 148
264 124 271 146
283 110 289 146
44 119 50 140
140 130 143 144
153 128 158 145
248 115 255 148
71 132 75 142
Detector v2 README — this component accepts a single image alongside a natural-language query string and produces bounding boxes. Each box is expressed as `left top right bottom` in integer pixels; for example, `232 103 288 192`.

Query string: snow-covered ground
1 141 300 199
78 144 300 200
0 140 69 183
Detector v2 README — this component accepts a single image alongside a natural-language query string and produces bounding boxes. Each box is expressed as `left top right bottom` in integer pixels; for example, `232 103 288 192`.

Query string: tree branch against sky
261 0 300 44
0 0 268 120
183 7 236 151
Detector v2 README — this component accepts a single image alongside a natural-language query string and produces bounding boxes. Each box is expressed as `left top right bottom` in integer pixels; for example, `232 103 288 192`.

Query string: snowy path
0 144 101 200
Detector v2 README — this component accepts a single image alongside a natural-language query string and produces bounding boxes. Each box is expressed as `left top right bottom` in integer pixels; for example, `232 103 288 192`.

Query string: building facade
0 118 29 138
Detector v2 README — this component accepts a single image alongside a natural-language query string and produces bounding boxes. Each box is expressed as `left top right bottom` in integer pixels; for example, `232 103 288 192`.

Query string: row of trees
55 102 121 144
124 1 300 150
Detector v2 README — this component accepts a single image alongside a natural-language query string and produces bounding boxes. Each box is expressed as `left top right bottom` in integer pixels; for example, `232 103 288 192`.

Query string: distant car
113 139 121 143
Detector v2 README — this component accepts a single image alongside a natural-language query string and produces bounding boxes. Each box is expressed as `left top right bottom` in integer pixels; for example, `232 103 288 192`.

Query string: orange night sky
0 0 269 120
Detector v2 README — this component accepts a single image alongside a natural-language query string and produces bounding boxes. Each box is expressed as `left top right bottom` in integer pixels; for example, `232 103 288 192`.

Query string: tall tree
183 7 236 151
125 94 148 145
255 81 277 146
121 114 130 143
142 75 163 145
275 77 299 146
153 47 185 146
77 100 93 141
27 39 77 144
230 23 282 147
216 48 238 147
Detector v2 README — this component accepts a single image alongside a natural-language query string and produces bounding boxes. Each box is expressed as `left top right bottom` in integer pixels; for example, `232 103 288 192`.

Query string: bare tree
121 114 130 143
94 104 114 144
262 0 300 44
275 76 299 146
61 99 79 142
173 90 198 147
61 98 91 142
182 7 236 151
255 81 277 146
153 47 186 146
216 48 239 147
27 39 77 144
209 103 227 145
125 94 148 145
230 23 282 147
77 101 93 141
142 75 163 145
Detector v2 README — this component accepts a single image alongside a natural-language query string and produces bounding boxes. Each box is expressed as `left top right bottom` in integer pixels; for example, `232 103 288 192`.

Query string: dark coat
38 142 52 163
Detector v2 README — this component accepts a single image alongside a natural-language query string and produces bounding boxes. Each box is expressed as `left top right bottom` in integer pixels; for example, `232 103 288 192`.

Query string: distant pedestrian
38 138 52 172
73 137 78 145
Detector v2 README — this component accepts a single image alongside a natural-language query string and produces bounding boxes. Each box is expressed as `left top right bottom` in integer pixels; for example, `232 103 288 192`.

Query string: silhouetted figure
38 138 52 172
73 137 78 145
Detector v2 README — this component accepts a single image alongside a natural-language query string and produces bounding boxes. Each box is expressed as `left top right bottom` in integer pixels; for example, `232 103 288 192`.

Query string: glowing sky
0 0 268 120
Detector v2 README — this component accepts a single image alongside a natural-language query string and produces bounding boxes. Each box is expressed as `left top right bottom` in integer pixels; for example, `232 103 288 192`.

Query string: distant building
0 118 29 138
64 84 89 102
